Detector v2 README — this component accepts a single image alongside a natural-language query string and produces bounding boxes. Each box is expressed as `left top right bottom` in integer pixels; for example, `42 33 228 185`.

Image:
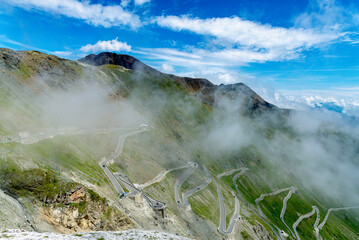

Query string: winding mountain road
114 173 141 196
180 166 212 206
255 187 293 217
318 206 359 230
313 208 321 239
217 168 247 179
280 187 297 237
7 128 357 239
99 130 145 197
229 168 285 239
215 168 246 235
136 164 190 190
215 184 240 235
313 207 321 229
255 187 296 239
174 162 198 206
232 168 248 185
1 127 133 145
292 206 318 240
99 127 167 210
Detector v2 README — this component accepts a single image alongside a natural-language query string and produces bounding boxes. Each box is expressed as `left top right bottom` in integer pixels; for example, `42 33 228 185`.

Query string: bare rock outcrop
40 186 133 233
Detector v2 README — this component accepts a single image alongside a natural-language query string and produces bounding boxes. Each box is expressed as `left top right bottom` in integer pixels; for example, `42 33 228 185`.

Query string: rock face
0 166 133 234
41 186 133 233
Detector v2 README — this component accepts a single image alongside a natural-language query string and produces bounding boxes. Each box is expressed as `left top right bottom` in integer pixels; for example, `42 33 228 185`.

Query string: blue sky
1 0 359 114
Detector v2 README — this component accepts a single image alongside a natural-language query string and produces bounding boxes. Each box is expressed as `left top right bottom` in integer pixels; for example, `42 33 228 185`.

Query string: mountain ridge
79 51 277 112
0 48 275 113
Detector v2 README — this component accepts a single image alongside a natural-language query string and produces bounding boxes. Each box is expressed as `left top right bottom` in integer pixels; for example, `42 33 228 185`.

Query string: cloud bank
147 14 345 68
155 15 339 51
4 0 141 28
201 91 359 205
80 38 131 53
148 6 348 68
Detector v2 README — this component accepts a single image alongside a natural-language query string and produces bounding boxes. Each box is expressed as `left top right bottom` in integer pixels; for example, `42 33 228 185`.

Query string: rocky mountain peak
78 52 159 76
78 52 276 113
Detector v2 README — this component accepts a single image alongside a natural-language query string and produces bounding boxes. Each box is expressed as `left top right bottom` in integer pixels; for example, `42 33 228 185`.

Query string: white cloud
295 0 355 29
80 38 131 53
160 63 174 73
51 51 72 57
173 68 253 85
134 0 151 5
337 87 359 91
4 0 141 28
136 46 298 69
121 0 131 7
268 89 359 118
148 14 346 70
152 1 358 70
120 0 150 7
155 15 341 51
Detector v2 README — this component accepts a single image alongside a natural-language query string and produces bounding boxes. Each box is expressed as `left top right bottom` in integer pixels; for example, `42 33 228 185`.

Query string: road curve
224 190 240 235
136 164 190 190
99 127 167 210
174 162 198 206
232 168 248 185
136 161 212 209
318 206 359 230
292 206 318 240
99 157 126 195
215 168 246 235
2 127 135 145
280 187 297 238
213 178 226 233
99 130 145 196
255 187 295 239
213 178 240 235
114 173 141 196
231 169 284 239
255 187 293 217
217 168 247 179
181 166 213 206
313 208 321 240
313 207 321 229
115 173 167 210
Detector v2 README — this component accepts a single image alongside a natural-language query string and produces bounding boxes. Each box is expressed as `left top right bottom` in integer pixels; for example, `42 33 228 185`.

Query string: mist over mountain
0 48 358 240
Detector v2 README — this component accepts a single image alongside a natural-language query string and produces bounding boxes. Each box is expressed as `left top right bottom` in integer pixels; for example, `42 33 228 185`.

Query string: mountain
79 52 278 113
0 48 359 240
79 52 159 76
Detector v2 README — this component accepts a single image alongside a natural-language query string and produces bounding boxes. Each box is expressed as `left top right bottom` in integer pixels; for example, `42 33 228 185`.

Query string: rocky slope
0 168 133 234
